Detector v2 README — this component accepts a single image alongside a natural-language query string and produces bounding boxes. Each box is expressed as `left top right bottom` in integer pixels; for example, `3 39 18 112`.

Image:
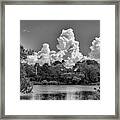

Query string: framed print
0 0 119 119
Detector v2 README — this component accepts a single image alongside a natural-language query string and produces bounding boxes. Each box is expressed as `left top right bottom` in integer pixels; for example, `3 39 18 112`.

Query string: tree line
20 45 100 93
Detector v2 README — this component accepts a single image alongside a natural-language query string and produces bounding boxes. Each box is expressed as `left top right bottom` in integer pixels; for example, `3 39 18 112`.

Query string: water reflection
34 93 67 100
20 94 33 100
20 91 100 100
20 85 100 100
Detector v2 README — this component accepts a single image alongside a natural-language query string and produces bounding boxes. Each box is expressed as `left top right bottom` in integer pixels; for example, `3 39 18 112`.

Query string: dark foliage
20 59 100 87
20 45 27 60
20 63 33 93
20 45 35 93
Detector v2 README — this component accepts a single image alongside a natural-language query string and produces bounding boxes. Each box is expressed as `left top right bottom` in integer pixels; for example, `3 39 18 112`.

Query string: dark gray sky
20 20 100 56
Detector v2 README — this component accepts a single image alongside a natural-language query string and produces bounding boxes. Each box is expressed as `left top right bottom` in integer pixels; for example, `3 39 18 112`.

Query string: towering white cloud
37 43 51 66
89 37 100 62
56 28 83 68
57 28 75 51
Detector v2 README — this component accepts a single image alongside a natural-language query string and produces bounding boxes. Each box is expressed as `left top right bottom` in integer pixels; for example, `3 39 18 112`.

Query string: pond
20 85 100 100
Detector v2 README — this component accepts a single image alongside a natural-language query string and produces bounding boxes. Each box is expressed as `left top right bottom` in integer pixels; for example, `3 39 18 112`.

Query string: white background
5 5 115 115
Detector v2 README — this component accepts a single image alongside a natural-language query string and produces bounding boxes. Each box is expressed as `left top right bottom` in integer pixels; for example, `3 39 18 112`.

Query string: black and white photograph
20 20 100 100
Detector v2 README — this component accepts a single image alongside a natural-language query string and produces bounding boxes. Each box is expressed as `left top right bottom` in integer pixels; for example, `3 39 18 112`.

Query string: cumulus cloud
89 37 100 62
27 28 83 68
56 28 83 68
37 43 51 66
26 28 99 68
57 28 75 51
37 43 50 56
27 43 51 66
